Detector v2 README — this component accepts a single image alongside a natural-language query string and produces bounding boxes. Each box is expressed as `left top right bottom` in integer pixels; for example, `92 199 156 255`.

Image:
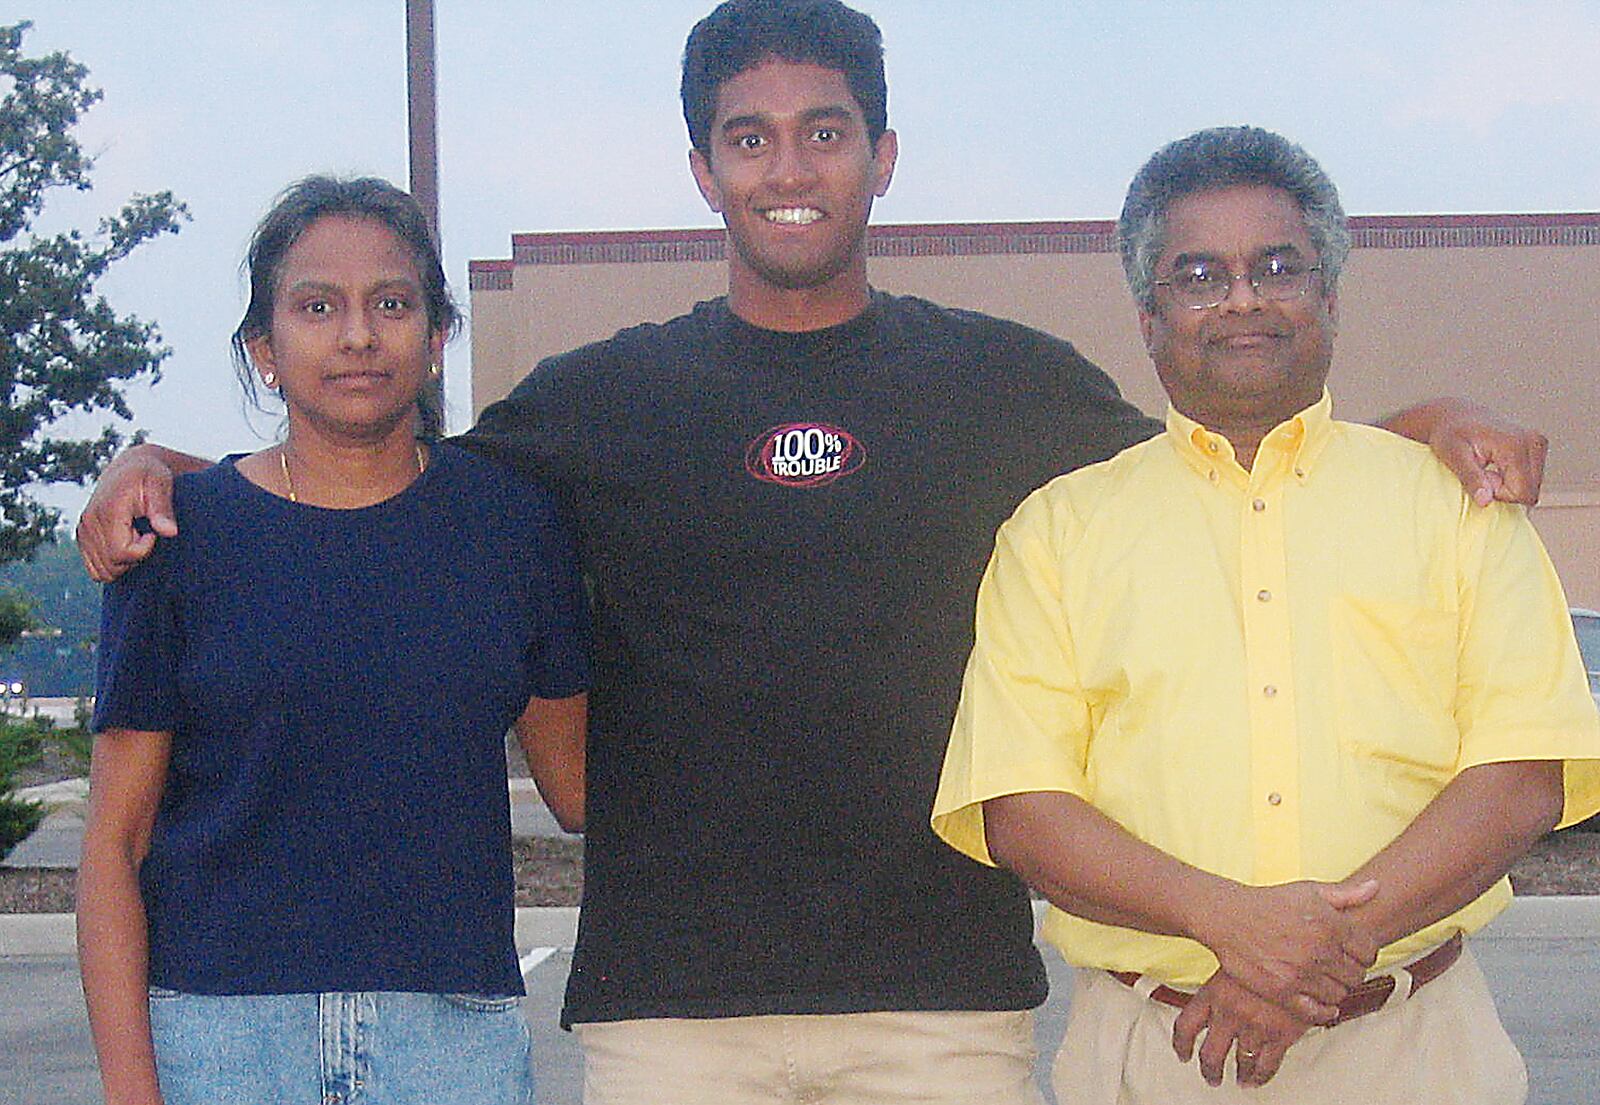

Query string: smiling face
689 59 897 329
1140 184 1338 448
245 215 442 443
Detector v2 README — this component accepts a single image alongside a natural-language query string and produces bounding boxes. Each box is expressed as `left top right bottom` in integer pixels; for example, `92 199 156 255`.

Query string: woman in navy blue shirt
77 177 589 1105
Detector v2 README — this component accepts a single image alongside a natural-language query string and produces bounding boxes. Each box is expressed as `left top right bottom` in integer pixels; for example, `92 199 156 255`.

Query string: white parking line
519 947 557 976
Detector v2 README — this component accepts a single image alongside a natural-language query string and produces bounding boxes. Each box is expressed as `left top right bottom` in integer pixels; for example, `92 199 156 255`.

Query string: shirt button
1252 498 1267 512
1208 441 1220 453
1267 792 1283 806
1263 684 1278 698
1257 589 1272 602
1294 467 1306 479
1208 470 1219 483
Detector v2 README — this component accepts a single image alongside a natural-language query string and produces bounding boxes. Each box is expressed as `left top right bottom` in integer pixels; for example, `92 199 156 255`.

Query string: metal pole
405 0 440 247
405 0 445 428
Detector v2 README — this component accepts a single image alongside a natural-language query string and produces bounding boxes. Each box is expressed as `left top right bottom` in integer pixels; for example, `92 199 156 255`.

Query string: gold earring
428 363 441 378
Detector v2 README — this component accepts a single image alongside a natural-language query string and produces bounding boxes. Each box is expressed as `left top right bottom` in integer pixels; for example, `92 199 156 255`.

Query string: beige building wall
470 216 1600 605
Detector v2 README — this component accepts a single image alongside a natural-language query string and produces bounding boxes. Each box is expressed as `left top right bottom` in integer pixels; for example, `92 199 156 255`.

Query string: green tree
0 535 97 695
0 20 187 568
0 589 29 645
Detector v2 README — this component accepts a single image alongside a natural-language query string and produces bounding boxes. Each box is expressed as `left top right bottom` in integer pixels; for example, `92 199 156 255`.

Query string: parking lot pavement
510 778 566 839
4 901 1597 1105
0 912 586 1105
0 958 99 1105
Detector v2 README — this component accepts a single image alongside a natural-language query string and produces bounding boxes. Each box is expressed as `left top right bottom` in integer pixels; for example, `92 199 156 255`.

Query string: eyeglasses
1154 257 1323 310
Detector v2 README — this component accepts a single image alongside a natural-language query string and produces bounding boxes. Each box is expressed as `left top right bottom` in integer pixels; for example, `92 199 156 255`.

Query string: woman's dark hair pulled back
231 175 459 438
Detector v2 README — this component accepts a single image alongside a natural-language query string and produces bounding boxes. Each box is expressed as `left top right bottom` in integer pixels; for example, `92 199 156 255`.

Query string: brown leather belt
1109 932 1463 1027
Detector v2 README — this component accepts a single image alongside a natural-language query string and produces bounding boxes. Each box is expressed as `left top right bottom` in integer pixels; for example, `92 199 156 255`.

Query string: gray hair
1117 126 1350 311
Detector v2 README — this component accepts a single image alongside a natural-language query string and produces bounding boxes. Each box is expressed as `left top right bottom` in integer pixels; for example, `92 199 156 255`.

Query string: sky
14 0 1600 521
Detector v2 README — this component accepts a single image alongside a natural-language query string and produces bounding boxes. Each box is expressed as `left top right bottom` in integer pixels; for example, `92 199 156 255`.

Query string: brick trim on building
468 213 1600 290
469 258 515 291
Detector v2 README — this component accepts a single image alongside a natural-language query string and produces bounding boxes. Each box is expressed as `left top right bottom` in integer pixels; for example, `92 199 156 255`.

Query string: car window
1571 611 1600 694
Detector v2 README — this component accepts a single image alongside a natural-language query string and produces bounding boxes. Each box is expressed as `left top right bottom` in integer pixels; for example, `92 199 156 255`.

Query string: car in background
1569 609 1600 832
1573 608 1600 702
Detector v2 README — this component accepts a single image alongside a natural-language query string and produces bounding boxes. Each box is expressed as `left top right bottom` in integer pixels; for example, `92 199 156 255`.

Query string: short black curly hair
681 0 888 155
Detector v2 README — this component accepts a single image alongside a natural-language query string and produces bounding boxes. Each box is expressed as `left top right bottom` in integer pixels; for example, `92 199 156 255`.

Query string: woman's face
246 215 442 441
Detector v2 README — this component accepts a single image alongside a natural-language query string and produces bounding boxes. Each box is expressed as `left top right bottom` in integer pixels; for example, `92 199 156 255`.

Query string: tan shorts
576 1008 1044 1105
1051 943 1526 1105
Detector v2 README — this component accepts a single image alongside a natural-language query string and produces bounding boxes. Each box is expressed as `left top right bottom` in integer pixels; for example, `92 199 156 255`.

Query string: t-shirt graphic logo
745 422 866 488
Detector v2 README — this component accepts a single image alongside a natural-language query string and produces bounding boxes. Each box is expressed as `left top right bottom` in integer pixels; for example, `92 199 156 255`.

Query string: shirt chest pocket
1330 594 1461 780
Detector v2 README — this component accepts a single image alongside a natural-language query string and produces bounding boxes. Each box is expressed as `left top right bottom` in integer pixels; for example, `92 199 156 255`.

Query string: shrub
54 725 93 772
0 717 48 857
0 794 44 858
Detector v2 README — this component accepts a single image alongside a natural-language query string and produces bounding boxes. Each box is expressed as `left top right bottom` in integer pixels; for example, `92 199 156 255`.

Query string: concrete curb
0 907 584 958
1476 894 1600 938
515 906 580 949
12 778 89 806
0 913 79 957
5 898 1594 959
0 807 86 869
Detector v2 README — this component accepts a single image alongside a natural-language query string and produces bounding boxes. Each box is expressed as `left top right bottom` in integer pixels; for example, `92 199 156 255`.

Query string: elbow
1503 761 1565 843
527 771 585 833
76 825 141 879
980 794 1033 875
552 804 585 834
1527 777 1565 839
541 785 584 834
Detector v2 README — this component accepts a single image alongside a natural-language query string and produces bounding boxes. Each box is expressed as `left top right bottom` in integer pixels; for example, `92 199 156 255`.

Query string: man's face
1140 184 1337 433
689 59 897 297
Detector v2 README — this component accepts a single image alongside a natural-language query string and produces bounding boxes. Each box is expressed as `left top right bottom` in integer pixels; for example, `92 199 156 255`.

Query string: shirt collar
1166 390 1335 486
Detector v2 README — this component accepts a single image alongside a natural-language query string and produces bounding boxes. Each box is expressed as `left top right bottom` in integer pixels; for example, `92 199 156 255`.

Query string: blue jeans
148 989 534 1105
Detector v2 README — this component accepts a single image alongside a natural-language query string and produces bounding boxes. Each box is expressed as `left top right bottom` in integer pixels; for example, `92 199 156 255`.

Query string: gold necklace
279 443 427 504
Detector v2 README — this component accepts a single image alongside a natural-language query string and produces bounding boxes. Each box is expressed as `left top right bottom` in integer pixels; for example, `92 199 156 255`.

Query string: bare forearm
123 443 212 477
79 444 212 582
1375 397 1547 505
984 790 1216 937
1338 760 1563 947
78 728 170 1104
516 693 586 833
984 791 1377 1017
77 847 163 1105
1376 398 1461 442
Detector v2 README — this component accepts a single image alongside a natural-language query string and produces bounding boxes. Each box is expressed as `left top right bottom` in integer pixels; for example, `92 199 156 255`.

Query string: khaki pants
577 1009 1044 1105
1051 944 1526 1105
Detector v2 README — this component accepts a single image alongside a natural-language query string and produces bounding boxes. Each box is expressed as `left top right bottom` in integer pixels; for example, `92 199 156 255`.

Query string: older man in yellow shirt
932 125 1600 1105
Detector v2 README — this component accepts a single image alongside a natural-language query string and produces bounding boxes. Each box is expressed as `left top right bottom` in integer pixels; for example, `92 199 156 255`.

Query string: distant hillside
0 536 99 697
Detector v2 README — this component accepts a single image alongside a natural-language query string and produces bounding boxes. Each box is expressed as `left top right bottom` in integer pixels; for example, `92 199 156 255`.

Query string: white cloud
1388 1 1600 133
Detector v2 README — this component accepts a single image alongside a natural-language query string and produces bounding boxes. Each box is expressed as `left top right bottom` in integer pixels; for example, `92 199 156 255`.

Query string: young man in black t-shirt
465 8 1147 1097
467 6 1545 1101
78 2 1551 1102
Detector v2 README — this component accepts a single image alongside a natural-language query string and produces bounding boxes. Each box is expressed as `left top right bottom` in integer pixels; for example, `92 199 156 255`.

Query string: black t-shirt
466 292 1158 1024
